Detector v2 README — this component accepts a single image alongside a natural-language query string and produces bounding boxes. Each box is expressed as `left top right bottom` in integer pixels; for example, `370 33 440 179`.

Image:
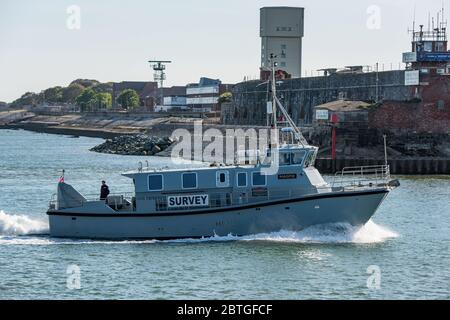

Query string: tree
11 92 39 107
218 92 232 104
75 88 96 111
117 89 140 110
43 86 63 104
91 82 113 94
62 84 85 103
69 79 100 88
93 92 112 109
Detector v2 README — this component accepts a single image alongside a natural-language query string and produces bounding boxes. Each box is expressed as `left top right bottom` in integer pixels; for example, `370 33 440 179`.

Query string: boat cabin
122 145 328 213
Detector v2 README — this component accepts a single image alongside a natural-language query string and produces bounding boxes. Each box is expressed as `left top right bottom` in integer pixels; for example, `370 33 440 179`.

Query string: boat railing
331 165 391 189
48 192 135 210
148 187 321 212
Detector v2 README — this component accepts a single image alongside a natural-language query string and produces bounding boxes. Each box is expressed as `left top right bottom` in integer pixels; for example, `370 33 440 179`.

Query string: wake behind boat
46 59 399 240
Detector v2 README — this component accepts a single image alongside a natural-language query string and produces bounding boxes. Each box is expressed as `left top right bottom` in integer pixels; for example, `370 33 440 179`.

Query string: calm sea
0 129 449 299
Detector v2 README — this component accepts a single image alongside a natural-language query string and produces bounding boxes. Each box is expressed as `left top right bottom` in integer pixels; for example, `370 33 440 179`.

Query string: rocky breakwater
90 134 175 156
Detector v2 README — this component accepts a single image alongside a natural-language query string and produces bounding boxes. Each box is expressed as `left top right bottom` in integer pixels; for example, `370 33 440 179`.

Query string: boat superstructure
47 57 399 239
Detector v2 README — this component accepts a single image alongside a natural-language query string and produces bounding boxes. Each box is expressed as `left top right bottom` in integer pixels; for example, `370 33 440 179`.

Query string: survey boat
46 61 399 240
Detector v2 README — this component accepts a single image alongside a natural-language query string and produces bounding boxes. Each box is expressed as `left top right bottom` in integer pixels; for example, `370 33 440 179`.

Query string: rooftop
314 100 373 112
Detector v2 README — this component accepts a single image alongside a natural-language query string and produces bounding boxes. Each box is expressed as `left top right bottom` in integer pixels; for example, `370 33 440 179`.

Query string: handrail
332 165 390 189
49 192 134 209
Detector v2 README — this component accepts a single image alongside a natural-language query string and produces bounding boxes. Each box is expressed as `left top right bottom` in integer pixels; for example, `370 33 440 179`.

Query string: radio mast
148 60 172 107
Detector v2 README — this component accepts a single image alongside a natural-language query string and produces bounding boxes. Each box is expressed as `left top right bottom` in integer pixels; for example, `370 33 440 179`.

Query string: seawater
0 129 449 299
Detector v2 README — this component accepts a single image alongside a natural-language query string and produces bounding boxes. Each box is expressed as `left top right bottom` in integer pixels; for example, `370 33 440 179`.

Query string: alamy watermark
66 5 81 30
170 121 283 175
66 264 81 290
366 265 381 290
366 5 381 30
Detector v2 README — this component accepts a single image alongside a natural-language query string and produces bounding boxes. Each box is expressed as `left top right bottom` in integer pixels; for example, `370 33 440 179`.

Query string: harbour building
260 6 305 79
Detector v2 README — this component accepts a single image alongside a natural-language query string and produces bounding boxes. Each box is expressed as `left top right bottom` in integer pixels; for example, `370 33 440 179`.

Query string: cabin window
292 150 306 165
304 151 318 167
148 175 163 191
252 172 267 186
279 152 292 166
182 173 197 189
237 172 247 187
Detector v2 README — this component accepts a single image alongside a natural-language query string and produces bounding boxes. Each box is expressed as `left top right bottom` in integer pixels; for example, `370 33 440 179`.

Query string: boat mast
268 54 309 147
270 54 278 132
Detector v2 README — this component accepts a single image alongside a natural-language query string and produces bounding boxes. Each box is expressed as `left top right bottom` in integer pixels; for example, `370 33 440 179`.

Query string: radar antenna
148 60 172 107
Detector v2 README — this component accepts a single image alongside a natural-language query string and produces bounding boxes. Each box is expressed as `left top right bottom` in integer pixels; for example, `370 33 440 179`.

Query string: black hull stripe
47 189 389 218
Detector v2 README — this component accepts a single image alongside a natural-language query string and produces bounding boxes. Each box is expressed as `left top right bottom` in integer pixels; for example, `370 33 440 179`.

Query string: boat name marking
167 194 209 208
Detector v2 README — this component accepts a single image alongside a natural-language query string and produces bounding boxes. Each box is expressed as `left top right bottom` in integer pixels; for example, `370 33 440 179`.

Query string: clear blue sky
0 0 447 102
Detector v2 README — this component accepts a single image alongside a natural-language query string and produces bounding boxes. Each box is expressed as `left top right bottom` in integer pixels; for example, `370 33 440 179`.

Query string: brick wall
369 75 450 133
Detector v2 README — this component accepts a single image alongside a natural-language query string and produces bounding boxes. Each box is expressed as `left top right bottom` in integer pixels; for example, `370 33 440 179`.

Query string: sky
0 0 448 102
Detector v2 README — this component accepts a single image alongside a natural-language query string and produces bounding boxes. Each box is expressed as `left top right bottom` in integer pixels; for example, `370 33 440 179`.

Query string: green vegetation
75 88 96 111
75 88 112 111
62 84 85 103
93 92 112 109
116 89 140 109
42 86 63 103
10 92 40 108
10 79 114 109
218 92 232 104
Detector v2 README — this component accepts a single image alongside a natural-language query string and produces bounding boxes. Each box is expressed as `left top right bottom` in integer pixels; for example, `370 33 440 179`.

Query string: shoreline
2 113 450 175
1 122 130 139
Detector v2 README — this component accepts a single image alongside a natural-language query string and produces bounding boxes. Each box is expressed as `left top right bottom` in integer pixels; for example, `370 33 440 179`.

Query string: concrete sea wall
227 70 411 126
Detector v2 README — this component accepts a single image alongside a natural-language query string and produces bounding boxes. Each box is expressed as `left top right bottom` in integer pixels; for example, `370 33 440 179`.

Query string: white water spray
166 220 398 245
0 210 48 236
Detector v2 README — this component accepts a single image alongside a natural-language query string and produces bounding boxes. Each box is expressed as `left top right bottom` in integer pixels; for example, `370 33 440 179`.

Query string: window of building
281 44 287 50
182 173 197 189
280 62 286 67
237 172 247 187
252 172 267 186
148 175 163 191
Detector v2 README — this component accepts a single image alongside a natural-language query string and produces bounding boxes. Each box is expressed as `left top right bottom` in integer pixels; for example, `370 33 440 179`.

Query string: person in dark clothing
100 181 110 200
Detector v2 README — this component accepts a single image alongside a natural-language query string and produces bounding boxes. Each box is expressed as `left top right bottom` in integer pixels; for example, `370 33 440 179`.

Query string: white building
260 6 305 78
163 96 187 106
186 77 232 112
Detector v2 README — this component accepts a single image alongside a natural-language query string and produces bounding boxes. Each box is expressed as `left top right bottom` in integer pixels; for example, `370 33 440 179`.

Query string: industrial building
186 77 233 112
260 6 305 79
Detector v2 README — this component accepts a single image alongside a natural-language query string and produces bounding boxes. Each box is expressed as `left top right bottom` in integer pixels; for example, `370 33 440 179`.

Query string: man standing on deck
100 180 110 200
